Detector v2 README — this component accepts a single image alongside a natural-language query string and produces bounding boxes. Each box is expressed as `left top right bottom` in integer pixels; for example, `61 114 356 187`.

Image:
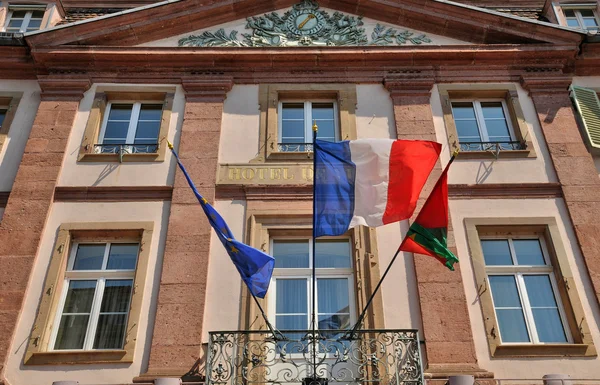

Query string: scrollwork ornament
178 1 431 47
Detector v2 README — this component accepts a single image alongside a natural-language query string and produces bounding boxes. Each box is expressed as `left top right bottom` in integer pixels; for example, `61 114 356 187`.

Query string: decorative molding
37 75 91 101
449 183 563 199
178 0 431 48
519 73 573 95
216 185 312 200
53 186 173 202
384 74 436 97
181 76 234 102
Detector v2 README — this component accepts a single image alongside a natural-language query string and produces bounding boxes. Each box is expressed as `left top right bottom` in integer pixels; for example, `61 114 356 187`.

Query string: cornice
37 74 92 101
181 75 234 102
54 186 173 201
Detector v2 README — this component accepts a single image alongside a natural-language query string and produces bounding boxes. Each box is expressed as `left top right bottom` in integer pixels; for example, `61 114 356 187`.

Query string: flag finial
312 120 318 132
452 148 460 158
167 140 174 150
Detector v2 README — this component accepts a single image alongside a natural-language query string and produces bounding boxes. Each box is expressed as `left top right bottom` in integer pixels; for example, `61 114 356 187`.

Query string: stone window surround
78 90 174 163
24 221 154 365
253 84 357 163
437 84 536 159
0 93 22 152
239 213 384 331
464 217 596 358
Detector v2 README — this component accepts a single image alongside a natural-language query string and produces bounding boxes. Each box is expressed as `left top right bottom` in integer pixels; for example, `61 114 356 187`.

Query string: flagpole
311 121 318 381
346 151 459 339
250 293 285 340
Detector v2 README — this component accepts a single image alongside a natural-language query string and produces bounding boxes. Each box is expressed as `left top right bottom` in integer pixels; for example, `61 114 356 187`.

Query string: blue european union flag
168 143 274 298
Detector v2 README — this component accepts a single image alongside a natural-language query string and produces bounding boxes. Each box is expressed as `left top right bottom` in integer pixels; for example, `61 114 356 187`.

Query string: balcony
278 143 314 152
205 329 423 385
459 141 526 152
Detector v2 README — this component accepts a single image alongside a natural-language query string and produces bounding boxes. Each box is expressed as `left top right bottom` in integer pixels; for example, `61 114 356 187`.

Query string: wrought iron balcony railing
459 141 526 152
278 143 314 152
206 329 423 385
94 143 159 155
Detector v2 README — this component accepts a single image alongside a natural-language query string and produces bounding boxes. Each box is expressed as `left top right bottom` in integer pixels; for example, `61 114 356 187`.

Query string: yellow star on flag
201 197 208 204
229 244 239 254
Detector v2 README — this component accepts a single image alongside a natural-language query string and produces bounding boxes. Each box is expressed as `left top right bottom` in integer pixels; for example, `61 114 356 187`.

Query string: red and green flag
399 155 458 271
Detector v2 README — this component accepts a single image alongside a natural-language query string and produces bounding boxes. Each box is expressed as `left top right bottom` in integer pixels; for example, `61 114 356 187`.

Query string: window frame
277 100 340 151
437 84 536 159
464 217 597 357
481 234 572 345
450 98 518 144
0 94 21 152
48 242 139 352
3 6 46 33
562 6 600 30
78 91 175 163
24 222 154 365
97 100 164 153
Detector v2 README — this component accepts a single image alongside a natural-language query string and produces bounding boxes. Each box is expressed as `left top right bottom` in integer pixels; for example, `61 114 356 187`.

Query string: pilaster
521 72 600 306
143 76 232 378
384 75 489 377
0 75 88 381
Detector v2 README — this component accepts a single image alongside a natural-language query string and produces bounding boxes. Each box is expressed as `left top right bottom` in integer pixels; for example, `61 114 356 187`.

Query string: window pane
272 240 309 268
62 280 96 313
31 10 45 18
138 104 162 121
513 239 545 265
11 10 27 18
72 244 105 270
314 119 335 142
7 20 24 30
134 121 160 142
523 275 557 308
100 280 133 313
452 103 476 119
108 104 133 121
107 244 138 270
0 110 6 127
455 120 481 142
485 121 511 141
318 313 350 330
103 122 129 142
489 275 522 307
532 308 567 343
317 278 350 315
276 315 307 330
26 19 41 31
282 103 304 120
564 9 576 17
583 17 599 27
93 314 128 349
276 279 307 314
480 102 505 119
496 309 530 343
580 9 595 17
567 18 581 27
481 240 513 265
315 240 351 268
281 121 305 141
312 103 334 120
54 315 90 350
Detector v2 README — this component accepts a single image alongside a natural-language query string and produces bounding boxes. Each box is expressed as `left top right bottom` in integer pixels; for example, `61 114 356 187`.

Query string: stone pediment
142 0 470 47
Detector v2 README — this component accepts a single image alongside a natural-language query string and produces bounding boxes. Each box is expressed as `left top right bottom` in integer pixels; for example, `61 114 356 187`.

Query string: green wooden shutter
570 85 600 153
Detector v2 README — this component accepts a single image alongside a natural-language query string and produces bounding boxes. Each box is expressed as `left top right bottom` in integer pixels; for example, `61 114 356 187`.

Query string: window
254 84 357 162
451 100 521 151
3 7 45 33
563 8 599 31
50 243 139 350
24 222 154 365
79 92 174 162
482 237 569 344
0 95 21 152
465 218 596 357
0 107 6 128
269 238 355 339
278 101 338 152
96 102 163 155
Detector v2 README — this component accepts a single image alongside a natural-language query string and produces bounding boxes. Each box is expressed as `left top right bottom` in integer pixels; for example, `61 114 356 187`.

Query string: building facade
1 0 600 384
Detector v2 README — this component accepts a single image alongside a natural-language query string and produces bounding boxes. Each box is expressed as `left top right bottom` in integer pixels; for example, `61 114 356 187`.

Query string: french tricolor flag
314 139 441 237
